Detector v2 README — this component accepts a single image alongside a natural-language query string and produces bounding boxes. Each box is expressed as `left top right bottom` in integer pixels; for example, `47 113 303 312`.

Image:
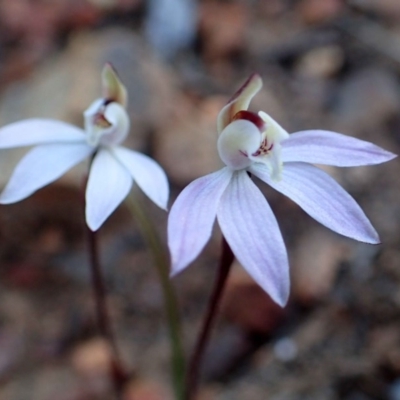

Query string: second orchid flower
0 64 169 230
167 73 396 307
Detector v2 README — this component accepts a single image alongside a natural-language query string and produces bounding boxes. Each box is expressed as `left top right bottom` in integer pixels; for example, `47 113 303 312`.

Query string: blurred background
0 0 399 399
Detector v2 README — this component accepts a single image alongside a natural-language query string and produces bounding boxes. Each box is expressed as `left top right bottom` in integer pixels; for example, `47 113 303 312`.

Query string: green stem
126 193 185 400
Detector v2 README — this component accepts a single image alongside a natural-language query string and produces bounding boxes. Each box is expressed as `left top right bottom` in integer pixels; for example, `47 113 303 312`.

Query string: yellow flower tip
101 63 128 108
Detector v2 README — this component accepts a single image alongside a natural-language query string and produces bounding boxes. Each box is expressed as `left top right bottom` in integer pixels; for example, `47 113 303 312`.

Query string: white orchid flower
0 64 169 231
168 74 396 307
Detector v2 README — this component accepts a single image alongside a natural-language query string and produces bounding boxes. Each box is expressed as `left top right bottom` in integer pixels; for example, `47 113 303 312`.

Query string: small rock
291 227 349 305
273 337 298 362
221 265 286 334
70 337 112 380
295 45 344 79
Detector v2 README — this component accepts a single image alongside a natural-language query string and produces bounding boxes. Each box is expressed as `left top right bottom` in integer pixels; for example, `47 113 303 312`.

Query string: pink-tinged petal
86 149 132 231
112 146 169 210
0 119 86 148
217 74 263 134
168 168 233 276
251 162 380 244
281 130 396 166
217 171 290 307
0 143 93 204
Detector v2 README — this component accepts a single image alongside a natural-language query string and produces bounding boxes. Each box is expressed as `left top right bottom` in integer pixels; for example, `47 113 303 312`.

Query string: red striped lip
232 110 266 132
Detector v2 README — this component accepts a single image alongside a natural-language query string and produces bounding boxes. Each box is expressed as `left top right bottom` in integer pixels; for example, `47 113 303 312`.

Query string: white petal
217 74 263 134
168 168 233 276
0 119 86 148
281 130 396 166
217 171 290 306
85 149 132 231
258 111 289 142
251 162 380 243
112 146 169 210
0 143 93 203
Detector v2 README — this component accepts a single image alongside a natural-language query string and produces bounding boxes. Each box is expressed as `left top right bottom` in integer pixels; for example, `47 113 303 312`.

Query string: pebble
290 227 350 305
295 45 344 79
273 337 298 362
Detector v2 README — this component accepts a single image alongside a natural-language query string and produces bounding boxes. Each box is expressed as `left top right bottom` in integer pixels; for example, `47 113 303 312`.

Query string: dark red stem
184 237 234 400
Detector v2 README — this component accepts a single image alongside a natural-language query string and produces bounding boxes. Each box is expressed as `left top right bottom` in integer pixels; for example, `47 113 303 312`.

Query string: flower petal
86 148 132 231
217 171 290 307
217 73 263 134
251 162 380 244
112 146 169 210
0 143 93 203
0 119 86 148
281 130 396 166
258 111 289 143
168 168 233 276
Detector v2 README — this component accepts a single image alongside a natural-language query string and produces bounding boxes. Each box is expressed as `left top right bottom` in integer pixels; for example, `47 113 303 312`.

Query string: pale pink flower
168 74 396 306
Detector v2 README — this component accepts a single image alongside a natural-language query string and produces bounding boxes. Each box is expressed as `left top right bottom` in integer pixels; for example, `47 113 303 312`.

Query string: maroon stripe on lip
232 110 266 132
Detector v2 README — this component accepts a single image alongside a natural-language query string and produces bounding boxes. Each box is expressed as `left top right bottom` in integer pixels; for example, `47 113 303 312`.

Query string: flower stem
87 228 128 395
126 193 185 400
184 236 234 400
87 228 116 348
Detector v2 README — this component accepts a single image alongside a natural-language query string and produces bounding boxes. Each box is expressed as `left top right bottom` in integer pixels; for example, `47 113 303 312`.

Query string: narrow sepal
0 143 92 203
112 146 169 210
281 130 397 166
251 162 380 244
168 168 233 276
86 149 132 231
217 171 290 306
0 119 86 148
